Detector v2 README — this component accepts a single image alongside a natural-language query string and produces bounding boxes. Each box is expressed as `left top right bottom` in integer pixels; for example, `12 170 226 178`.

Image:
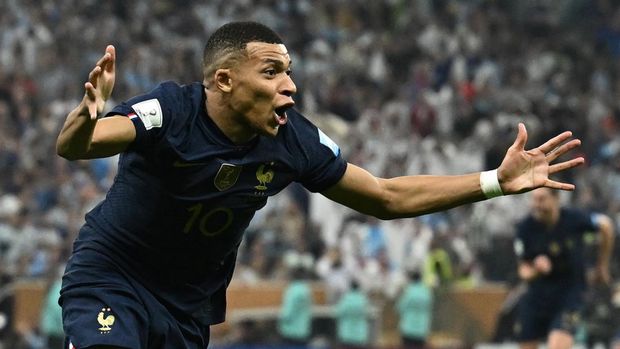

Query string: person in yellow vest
423 239 454 287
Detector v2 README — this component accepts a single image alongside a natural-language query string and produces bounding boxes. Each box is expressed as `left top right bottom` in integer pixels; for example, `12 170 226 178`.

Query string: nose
280 75 297 97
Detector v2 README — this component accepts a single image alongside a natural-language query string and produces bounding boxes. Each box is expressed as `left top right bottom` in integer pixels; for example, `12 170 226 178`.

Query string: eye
286 69 292 76
264 69 277 76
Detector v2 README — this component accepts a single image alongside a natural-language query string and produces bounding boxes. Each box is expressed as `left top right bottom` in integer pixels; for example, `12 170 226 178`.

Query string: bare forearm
56 102 97 160
380 173 486 218
323 165 490 220
597 218 615 268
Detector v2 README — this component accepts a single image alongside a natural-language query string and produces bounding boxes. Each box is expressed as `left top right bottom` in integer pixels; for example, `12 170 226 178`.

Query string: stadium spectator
315 247 351 303
278 266 314 347
396 270 434 349
39 268 64 349
334 280 371 349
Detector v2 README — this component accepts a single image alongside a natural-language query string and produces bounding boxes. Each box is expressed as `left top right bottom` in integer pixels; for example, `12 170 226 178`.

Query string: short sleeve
104 82 177 152
577 210 601 234
296 124 347 192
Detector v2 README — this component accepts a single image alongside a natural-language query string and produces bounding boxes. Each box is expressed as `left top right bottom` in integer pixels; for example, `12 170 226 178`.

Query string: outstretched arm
56 45 135 160
594 214 615 285
322 123 584 219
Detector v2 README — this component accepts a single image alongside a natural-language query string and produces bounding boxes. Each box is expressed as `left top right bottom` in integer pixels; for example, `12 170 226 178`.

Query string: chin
259 126 280 138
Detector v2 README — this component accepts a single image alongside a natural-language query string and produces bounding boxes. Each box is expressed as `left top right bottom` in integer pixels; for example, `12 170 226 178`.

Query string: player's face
229 42 296 137
530 188 559 222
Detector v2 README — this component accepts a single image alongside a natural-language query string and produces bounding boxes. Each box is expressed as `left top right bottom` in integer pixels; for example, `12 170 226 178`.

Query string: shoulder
516 216 536 235
559 207 590 224
281 109 341 154
137 81 201 104
155 81 203 105
560 207 583 216
142 80 184 100
281 109 316 133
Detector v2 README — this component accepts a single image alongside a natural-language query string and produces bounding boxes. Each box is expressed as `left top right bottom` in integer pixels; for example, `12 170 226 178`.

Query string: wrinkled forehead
245 42 291 63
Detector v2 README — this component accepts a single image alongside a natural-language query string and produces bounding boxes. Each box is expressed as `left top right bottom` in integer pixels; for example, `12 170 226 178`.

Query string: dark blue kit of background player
59 81 347 348
514 208 599 341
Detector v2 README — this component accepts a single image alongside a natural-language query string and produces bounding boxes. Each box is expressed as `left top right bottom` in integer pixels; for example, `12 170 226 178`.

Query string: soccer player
513 187 615 349
56 21 584 349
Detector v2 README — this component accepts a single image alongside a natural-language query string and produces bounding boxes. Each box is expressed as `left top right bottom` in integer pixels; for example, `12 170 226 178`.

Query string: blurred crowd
2 0 620 347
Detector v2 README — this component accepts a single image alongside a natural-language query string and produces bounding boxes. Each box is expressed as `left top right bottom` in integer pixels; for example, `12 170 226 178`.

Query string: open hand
82 45 116 120
497 123 584 194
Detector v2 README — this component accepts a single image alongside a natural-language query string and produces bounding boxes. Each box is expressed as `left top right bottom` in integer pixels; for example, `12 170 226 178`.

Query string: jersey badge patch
214 163 242 191
97 307 115 334
549 241 561 255
131 99 163 130
255 164 275 191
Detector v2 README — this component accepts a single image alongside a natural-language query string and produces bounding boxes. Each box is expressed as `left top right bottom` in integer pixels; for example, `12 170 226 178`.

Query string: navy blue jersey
63 81 347 325
514 208 599 291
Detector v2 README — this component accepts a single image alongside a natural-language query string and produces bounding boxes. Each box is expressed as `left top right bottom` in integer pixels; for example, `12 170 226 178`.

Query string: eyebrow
263 58 292 68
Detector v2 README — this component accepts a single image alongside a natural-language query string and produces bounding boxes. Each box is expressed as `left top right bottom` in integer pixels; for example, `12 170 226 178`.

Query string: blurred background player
513 187 615 349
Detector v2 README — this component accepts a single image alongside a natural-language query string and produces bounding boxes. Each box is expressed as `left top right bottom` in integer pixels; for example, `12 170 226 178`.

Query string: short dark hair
202 21 283 84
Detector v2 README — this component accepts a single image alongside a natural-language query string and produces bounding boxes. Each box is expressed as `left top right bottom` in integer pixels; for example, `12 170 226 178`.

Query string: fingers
105 45 115 58
84 82 98 120
88 65 101 86
103 45 116 73
544 152 584 191
537 130 573 154
84 82 96 100
90 45 115 77
544 179 576 191
511 123 528 151
94 50 112 68
545 158 584 190
545 139 582 162
548 157 585 175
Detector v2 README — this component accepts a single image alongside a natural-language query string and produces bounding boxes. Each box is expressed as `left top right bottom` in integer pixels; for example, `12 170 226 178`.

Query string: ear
214 69 232 93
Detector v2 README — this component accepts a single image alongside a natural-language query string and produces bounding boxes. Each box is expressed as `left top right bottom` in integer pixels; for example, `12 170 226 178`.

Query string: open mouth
274 104 293 125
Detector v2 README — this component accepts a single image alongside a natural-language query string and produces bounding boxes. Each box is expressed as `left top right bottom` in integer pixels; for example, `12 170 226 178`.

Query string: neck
542 207 560 227
205 88 256 144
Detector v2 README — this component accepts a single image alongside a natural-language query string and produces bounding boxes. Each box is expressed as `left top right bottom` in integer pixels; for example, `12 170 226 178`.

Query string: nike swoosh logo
173 160 209 168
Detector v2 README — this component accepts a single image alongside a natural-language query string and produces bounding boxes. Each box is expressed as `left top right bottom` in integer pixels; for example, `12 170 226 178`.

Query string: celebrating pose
56 21 584 349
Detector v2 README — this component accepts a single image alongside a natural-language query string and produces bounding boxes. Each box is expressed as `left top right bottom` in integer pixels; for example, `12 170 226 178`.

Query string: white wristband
480 169 503 199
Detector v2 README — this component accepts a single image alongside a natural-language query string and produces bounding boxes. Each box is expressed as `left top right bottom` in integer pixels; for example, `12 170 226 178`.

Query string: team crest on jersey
561 311 580 331
214 163 242 191
549 241 561 255
97 307 115 334
255 164 275 191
